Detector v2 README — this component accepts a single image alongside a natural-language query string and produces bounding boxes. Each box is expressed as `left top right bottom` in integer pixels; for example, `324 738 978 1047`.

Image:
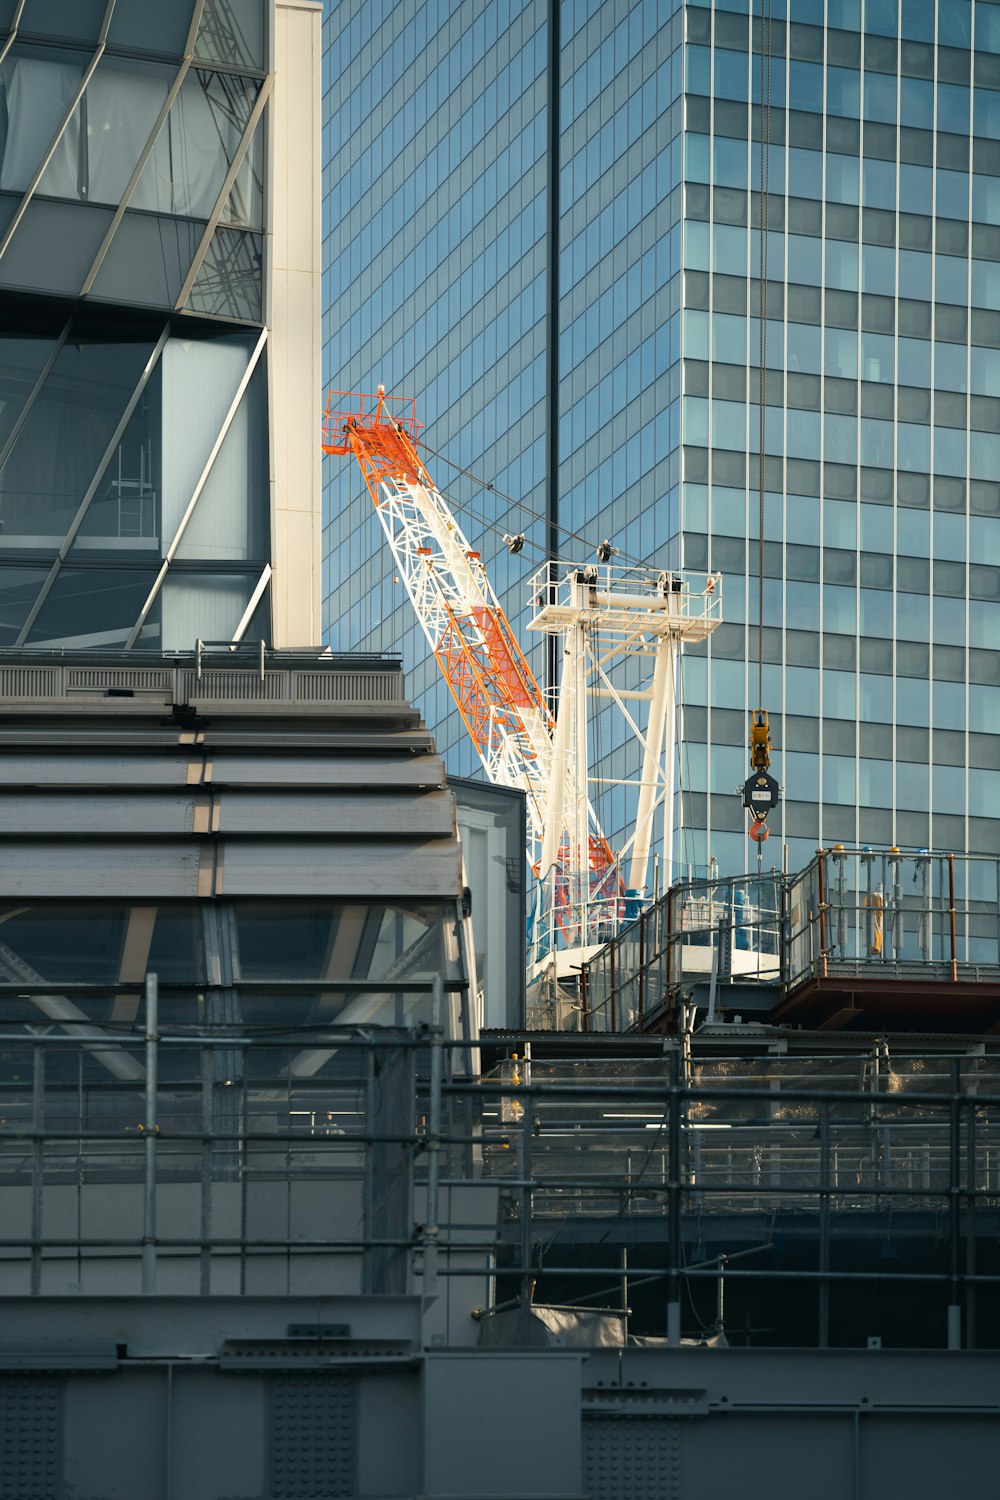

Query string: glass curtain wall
0 309 269 651
0 5 267 317
680 0 999 876
0 0 274 651
323 0 1000 880
322 0 551 776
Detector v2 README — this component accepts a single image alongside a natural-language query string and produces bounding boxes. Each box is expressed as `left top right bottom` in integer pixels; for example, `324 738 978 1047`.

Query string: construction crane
323 387 721 990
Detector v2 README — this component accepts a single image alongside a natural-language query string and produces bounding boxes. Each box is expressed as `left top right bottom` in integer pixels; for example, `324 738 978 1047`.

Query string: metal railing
786 848 1000 988
574 850 1000 1034
579 872 783 1031
2 987 1000 1346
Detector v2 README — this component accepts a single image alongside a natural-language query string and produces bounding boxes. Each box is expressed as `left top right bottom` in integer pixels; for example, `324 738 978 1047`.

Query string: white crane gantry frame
324 389 722 968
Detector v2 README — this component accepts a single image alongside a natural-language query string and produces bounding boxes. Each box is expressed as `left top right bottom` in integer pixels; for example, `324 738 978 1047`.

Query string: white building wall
269 0 322 647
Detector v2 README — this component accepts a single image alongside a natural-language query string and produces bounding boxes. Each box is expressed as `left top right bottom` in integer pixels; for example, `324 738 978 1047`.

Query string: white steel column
660 639 677 890
629 631 676 895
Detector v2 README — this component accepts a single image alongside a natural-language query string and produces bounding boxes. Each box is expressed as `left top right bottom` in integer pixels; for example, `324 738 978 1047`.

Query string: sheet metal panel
0 731 437 754
218 839 462 898
0 756 187 787
208 756 446 789
218 790 455 837
0 789 453 838
0 793 204 835
0 843 202 897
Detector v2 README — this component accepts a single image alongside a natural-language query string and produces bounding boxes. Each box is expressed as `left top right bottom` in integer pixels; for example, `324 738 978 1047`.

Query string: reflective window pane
158 332 256 552
185 226 263 321
234 901 451 983
0 47 85 193
160 568 260 650
0 333 154 548
194 0 266 71
0 199 113 297
18 0 106 44
175 362 267 560
131 69 259 219
72 356 164 556
36 56 174 206
220 117 264 229
106 0 196 58
26 566 157 647
90 210 204 309
0 902 203 985
0 564 47 643
0 330 62 456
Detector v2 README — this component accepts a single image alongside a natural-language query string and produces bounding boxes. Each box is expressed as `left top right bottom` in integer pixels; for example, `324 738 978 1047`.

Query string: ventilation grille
295 671 403 703
66 668 174 693
0 667 59 699
0 661 403 708
186 670 291 702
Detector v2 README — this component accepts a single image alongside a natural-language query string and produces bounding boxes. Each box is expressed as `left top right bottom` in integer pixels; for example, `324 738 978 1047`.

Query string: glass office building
0 0 322 652
323 0 1000 878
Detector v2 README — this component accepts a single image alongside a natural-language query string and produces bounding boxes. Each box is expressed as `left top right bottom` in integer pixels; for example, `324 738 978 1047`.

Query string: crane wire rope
757 0 772 713
415 435 651 572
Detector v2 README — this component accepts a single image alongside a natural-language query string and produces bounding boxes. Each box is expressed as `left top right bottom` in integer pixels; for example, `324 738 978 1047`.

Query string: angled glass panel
0 192 17 242
195 0 266 71
0 565 48 643
157 332 256 555
18 0 106 44
71 355 164 558
160 568 259 651
106 0 195 57
0 199 112 297
131 69 260 219
220 115 263 229
239 579 270 644
26 565 158 647
0 332 155 550
0 903 203 985
0 2 18 33
89 210 205 309
0 329 63 454
175 361 267 560
0 45 86 193
184 226 263 322
35 56 175 206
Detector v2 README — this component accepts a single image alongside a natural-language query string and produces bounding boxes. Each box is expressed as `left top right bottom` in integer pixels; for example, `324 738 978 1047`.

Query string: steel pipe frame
3 1032 998 1346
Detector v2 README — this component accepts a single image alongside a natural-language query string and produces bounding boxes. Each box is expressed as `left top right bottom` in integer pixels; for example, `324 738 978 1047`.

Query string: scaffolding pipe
422 975 444 1300
142 973 158 1295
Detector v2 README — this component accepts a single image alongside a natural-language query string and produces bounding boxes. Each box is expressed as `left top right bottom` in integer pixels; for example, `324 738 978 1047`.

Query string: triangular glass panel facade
194 0 265 71
185 227 263 323
131 68 259 220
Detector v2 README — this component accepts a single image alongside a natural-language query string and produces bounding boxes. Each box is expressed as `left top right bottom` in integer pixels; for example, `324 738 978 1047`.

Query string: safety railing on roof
574 850 1000 1033
785 848 1000 990
578 872 783 1032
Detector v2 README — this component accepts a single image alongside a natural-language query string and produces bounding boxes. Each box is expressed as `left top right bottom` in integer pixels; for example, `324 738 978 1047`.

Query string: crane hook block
749 707 771 770
742 771 779 818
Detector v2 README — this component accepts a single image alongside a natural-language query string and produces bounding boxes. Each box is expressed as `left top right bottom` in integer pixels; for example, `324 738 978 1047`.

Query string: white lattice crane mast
322 388 618 900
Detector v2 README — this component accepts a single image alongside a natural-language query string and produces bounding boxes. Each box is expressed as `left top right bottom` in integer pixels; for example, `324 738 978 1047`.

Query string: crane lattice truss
323 390 721 961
